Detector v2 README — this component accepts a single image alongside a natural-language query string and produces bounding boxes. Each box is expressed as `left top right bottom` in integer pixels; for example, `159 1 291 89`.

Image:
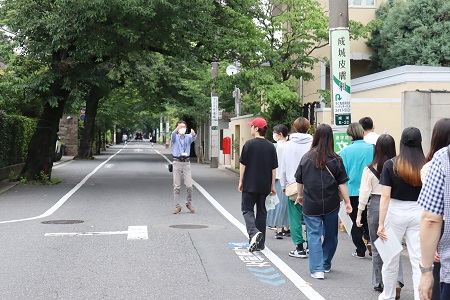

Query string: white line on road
0 149 124 225
45 226 148 240
154 150 325 300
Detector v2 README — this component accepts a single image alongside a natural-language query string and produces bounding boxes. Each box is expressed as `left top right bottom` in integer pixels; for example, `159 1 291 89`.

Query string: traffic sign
80 115 85 121
80 108 86 114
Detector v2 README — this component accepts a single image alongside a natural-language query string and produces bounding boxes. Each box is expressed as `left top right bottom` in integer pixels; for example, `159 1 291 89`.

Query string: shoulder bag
285 182 298 201
325 164 344 200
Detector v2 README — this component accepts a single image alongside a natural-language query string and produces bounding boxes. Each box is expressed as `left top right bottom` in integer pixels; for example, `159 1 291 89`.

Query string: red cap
247 117 267 129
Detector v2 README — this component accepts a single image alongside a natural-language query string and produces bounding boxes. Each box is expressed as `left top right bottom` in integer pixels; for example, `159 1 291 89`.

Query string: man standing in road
239 117 278 252
359 117 380 145
171 121 197 214
418 145 450 300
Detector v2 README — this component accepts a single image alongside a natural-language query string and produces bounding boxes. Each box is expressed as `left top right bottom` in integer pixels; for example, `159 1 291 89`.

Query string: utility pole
165 116 170 148
210 61 219 168
159 115 163 144
329 0 351 127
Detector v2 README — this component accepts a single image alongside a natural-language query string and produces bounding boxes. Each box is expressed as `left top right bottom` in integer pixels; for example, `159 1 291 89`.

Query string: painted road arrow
254 273 281 280
259 279 286 286
45 225 148 240
248 267 276 274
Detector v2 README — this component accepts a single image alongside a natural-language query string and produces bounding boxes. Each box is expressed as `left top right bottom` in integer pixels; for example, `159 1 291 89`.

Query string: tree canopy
367 0 450 71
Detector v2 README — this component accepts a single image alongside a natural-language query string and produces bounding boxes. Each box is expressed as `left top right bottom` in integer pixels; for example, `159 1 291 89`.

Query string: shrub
0 111 37 168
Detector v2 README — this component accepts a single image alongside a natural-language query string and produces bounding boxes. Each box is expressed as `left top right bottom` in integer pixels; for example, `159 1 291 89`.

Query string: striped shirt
418 146 450 283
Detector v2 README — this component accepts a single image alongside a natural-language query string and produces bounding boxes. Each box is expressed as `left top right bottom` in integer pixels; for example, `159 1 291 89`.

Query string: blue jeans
303 208 339 273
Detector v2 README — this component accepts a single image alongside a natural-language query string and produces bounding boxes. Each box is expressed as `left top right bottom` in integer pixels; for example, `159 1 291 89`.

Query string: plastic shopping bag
265 193 279 211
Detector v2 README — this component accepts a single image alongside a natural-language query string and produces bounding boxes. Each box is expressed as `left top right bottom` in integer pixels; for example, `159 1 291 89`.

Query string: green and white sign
331 29 351 126
333 132 351 155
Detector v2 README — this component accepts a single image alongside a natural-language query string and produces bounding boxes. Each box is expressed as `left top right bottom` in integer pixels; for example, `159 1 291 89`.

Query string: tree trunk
78 90 102 159
21 100 66 181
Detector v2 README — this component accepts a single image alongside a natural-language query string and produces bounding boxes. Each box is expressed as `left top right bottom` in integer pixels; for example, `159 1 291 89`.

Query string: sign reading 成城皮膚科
331 29 351 126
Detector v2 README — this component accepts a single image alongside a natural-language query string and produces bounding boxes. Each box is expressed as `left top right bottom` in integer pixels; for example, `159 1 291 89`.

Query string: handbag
325 165 344 200
168 163 173 172
285 182 298 201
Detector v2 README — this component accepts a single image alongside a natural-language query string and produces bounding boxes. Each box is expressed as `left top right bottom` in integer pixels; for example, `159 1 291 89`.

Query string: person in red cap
238 117 278 252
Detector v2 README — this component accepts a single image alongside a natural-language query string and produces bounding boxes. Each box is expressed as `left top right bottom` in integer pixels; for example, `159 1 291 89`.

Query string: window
349 0 375 7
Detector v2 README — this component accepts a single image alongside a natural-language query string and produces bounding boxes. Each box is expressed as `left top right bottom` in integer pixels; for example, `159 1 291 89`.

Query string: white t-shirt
364 132 380 145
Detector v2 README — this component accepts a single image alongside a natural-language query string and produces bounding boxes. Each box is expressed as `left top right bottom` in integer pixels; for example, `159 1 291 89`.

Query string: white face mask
179 128 187 135
273 133 279 142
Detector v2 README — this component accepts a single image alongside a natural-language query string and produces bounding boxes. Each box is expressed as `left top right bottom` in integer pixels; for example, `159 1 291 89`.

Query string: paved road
0 142 416 300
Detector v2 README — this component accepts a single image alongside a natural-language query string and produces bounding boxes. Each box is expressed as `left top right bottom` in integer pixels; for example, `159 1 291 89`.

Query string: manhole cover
169 224 209 229
41 220 84 225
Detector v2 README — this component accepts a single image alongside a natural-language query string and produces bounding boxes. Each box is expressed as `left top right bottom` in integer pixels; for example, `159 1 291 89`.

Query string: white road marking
127 226 148 240
134 149 143 152
104 164 114 168
154 150 325 300
44 225 148 240
53 160 74 169
0 149 124 224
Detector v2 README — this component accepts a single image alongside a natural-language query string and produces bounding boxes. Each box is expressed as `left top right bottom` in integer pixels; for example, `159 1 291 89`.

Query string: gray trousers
173 161 193 207
367 195 404 287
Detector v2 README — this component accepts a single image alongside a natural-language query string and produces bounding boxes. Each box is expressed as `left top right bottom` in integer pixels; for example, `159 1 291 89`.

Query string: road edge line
154 149 325 300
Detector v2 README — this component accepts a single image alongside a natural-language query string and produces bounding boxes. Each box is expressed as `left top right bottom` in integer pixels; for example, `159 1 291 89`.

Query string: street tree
367 0 450 71
0 0 259 180
214 0 369 127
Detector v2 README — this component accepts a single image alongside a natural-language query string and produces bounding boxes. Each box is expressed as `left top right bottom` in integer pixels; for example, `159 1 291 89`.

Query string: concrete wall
402 91 450 156
59 114 78 156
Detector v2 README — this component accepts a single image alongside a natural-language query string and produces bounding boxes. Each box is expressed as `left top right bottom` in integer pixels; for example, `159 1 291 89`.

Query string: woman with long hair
267 124 290 239
420 118 450 300
377 127 426 300
280 117 312 258
356 134 404 297
295 124 352 279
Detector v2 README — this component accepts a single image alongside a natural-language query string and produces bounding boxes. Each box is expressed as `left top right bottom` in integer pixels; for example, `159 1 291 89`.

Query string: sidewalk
0 156 74 195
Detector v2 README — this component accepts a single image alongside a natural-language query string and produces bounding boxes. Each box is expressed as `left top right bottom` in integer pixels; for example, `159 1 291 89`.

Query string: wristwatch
419 263 434 273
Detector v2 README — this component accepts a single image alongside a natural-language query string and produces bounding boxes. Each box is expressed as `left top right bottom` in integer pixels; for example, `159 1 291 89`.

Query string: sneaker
288 249 308 258
367 243 373 257
268 226 276 230
374 284 383 292
311 272 324 279
173 207 181 214
352 251 365 259
282 229 291 237
324 267 331 273
275 232 283 239
186 203 195 213
248 232 263 253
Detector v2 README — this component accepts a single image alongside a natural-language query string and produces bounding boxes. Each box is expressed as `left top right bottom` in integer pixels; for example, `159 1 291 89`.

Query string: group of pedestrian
238 115 450 300
168 116 450 300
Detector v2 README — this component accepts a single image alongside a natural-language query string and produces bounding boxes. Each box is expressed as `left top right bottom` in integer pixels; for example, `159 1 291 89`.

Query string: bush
0 111 37 168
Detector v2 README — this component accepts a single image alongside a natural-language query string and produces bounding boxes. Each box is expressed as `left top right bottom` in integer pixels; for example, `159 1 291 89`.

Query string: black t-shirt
379 158 422 201
295 150 349 216
240 138 278 194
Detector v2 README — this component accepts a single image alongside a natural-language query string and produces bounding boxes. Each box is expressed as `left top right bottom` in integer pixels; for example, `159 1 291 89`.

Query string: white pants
379 200 422 300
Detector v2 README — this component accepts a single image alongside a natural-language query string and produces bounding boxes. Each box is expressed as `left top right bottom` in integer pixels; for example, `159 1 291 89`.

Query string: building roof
352 65 450 93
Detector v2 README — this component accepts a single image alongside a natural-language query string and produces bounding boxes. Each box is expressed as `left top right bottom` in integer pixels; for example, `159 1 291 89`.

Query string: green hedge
0 111 37 168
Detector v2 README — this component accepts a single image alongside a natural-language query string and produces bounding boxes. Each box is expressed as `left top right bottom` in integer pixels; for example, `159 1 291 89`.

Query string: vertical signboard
331 29 351 126
211 96 219 162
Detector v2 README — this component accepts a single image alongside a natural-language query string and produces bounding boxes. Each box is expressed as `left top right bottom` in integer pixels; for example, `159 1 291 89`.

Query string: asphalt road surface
0 142 416 300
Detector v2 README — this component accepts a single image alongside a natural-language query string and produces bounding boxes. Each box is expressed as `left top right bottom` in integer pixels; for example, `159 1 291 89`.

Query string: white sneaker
248 232 263 253
311 272 325 279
